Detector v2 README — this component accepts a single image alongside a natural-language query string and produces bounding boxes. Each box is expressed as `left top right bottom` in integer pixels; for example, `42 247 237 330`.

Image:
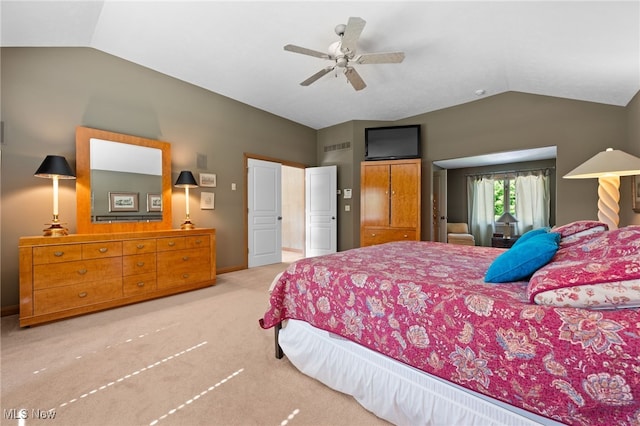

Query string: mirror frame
76 126 172 234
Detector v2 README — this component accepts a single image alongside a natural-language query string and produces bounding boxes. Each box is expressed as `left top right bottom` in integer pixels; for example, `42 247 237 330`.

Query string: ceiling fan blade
284 44 329 59
340 17 366 55
355 52 405 64
300 66 335 86
344 67 366 91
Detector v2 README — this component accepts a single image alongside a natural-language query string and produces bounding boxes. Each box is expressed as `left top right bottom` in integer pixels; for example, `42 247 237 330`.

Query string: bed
260 222 640 425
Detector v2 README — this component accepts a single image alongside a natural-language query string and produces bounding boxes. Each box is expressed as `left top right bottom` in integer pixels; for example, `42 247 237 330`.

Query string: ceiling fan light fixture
285 16 405 91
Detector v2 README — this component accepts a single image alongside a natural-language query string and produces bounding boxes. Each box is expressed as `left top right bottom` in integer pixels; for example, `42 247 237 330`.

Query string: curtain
515 173 550 234
467 176 495 247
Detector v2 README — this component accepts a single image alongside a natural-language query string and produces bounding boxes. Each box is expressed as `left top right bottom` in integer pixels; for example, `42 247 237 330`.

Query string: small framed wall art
199 173 217 187
201 192 215 210
109 192 139 212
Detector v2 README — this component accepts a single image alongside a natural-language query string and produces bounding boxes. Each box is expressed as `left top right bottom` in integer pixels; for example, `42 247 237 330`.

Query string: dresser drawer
123 272 157 296
34 257 123 290
157 248 211 289
156 237 186 252
123 253 156 276
33 244 82 265
157 269 211 289
157 248 211 269
82 241 122 259
122 238 157 255
186 235 210 249
361 228 416 246
33 278 122 315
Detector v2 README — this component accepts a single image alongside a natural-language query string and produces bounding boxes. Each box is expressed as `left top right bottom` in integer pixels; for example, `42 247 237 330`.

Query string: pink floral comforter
260 241 640 425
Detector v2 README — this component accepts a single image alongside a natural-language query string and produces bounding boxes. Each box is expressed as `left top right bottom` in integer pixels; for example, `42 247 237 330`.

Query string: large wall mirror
76 126 172 233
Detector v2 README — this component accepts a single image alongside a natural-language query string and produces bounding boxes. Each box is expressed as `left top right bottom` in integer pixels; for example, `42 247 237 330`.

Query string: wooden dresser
360 159 421 246
19 228 216 327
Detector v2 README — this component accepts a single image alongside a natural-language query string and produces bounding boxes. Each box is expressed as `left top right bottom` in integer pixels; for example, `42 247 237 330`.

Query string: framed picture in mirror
147 193 162 212
109 192 139 212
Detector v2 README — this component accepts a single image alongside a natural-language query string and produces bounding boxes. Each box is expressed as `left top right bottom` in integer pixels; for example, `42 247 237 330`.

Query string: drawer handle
168 241 176 247
137 282 145 287
77 269 88 275
136 261 145 267
182 273 189 279
371 233 376 237
137 244 145 249
54 251 64 257
195 239 202 244
99 247 108 253
78 292 88 298
403 234 408 238
182 256 189 261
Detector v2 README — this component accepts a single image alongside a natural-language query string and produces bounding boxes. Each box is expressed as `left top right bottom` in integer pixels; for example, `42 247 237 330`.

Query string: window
468 169 551 246
493 178 516 220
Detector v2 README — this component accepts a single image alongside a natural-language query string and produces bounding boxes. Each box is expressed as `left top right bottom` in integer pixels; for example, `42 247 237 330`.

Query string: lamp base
180 220 196 230
597 176 620 230
43 222 69 237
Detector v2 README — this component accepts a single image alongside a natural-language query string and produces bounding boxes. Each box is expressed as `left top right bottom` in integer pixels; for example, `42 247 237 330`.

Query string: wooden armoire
360 158 421 246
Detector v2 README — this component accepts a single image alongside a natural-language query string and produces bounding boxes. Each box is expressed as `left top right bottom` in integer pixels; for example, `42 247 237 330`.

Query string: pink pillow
552 220 609 237
552 220 608 248
527 227 640 309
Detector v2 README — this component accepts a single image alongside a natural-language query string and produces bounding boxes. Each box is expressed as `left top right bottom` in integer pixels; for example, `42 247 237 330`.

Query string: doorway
245 154 337 268
245 154 306 268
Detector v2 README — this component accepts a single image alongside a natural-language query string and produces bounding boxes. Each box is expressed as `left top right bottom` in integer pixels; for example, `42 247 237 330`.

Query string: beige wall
2 47 639 310
1 47 317 308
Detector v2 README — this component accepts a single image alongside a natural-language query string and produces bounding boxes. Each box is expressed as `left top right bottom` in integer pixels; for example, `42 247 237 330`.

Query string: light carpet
1 261 389 426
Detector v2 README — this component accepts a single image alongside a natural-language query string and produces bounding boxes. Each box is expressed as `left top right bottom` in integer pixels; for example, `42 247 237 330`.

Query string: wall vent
324 141 351 152
197 153 207 170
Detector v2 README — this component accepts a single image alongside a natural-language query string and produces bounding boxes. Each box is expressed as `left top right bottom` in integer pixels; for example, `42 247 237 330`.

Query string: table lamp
564 148 640 230
34 155 76 236
496 212 518 239
174 170 198 229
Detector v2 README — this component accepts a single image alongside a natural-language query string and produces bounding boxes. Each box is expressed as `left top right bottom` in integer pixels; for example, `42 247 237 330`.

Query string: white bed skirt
279 319 565 426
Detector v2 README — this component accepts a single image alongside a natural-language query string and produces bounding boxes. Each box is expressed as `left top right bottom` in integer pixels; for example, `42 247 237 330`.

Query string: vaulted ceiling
2 1 639 130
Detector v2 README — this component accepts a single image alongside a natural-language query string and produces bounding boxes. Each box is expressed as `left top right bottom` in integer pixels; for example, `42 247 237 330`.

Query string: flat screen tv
365 125 421 161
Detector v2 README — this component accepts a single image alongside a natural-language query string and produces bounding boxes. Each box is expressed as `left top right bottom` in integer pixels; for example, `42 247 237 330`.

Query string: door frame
243 153 308 269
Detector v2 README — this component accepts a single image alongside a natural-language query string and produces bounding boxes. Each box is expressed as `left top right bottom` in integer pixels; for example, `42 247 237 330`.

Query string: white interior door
305 165 337 257
433 169 448 242
248 159 282 267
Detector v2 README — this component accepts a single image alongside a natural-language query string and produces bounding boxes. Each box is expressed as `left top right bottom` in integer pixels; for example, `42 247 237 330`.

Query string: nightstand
491 236 520 248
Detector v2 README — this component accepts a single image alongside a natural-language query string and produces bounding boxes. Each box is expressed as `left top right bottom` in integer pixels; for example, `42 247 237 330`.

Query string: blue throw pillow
485 232 560 283
512 227 550 248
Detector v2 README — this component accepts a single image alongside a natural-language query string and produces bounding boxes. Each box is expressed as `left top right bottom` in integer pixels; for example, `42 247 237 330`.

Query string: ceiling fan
284 17 405 91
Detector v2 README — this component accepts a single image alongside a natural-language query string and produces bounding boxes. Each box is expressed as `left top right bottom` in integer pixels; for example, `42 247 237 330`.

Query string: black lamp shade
34 155 75 179
174 170 198 188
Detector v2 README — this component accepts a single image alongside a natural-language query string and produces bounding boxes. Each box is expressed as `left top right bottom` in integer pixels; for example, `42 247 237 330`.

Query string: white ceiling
2 1 639 133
